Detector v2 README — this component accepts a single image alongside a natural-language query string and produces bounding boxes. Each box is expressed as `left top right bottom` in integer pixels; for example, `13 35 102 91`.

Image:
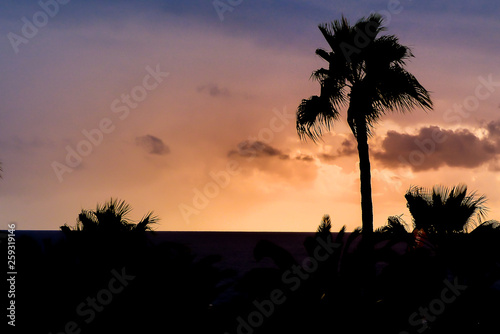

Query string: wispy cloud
228 140 287 159
317 139 357 163
197 83 230 97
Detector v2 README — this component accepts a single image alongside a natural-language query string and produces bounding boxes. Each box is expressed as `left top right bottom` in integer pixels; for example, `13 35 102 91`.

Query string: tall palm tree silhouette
296 14 433 235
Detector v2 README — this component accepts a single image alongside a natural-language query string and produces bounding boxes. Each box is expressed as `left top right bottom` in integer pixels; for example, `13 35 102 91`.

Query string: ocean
155 231 316 271
14 231 315 271
12 230 319 304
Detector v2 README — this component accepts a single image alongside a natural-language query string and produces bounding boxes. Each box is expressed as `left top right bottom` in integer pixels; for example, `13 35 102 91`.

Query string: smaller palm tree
61 198 158 235
375 215 410 235
60 198 159 272
405 184 487 234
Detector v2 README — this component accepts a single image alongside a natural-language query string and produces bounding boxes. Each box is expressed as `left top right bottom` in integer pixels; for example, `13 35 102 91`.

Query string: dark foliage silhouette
405 184 487 235
373 187 500 333
231 211 491 334
9 198 500 333
14 199 234 334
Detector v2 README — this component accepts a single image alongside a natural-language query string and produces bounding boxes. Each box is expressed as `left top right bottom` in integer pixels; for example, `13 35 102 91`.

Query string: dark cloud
338 139 357 156
228 139 356 165
228 141 320 163
318 138 357 164
197 83 230 97
374 124 500 171
135 135 170 155
226 140 318 185
485 119 500 138
318 153 336 163
228 141 288 159
295 153 314 162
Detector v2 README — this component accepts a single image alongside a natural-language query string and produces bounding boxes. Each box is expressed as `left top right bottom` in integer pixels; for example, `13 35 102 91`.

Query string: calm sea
13 230 316 274
13 230 318 304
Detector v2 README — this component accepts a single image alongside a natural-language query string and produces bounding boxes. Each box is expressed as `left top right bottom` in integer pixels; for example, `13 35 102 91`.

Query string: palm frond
318 16 351 53
78 210 98 232
375 214 410 234
373 65 433 114
471 220 500 234
96 198 133 222
317 214 332 234
311 68 330 82
315 48 331 62
353 13 385 44
296 95 340 142
136 212 159 232
60 224 73 235
364 35 412 70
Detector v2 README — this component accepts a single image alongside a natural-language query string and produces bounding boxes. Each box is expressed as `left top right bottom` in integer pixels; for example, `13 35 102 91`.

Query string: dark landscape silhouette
5 184 500 333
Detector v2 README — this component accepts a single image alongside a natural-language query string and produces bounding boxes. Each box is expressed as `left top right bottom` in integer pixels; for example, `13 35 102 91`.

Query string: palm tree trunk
353 118 376 308
355 119 374 236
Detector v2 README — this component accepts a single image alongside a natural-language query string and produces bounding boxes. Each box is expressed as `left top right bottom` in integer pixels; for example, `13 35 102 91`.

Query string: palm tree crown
405 184 487 234
61 198 158 235
297 14 432 140
297 14 432 234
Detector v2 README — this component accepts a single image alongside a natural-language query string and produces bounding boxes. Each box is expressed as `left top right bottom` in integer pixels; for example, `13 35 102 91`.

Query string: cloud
373 123 500 171
135 135 170 155
226 138 364 172
197 83 230 97
485 119 500 138
317 138 357 164
225 140 318 188
228 140 288 159
227 137 357 167
338 139 357 156
294 153 314 162
228 141 323 166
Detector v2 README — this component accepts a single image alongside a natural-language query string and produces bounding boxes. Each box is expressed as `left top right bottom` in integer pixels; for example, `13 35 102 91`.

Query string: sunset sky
1 0 499 231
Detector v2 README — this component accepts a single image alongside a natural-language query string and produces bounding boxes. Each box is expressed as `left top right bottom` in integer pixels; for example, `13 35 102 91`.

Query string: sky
1 0 499 232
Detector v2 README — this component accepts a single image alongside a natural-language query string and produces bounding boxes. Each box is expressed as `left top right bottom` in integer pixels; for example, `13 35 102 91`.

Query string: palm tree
60 198 159 278
60 198 158 258
296 14 433 235
60 198 158 235
405 184 487 235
